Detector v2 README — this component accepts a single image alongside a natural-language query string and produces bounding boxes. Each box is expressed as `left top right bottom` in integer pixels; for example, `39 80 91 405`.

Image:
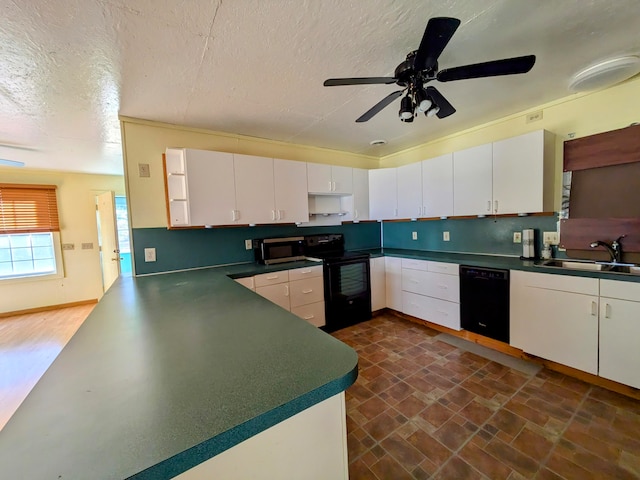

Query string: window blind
0 184 60 234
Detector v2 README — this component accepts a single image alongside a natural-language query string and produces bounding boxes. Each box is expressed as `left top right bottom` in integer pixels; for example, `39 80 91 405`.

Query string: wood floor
0 304 94 431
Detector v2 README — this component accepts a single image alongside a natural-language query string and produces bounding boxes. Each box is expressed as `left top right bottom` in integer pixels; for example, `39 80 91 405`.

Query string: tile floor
332 313 640 480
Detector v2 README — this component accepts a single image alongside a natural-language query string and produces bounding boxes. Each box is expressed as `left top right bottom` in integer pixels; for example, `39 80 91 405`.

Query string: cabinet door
599 297 640 389
402 291 461 330
291 302 326 327
234 154 276 224
369 168 397 220
370 257 386 311
289 277 324 308
186 149 236 226
347 167 369 221
274 159 309 223
331 166 353 194
493 130 545 214
519 287 598 374
422 153 453 218
307 163 332 194
385 257 402 311
397 162 423 219
453 143 493 216
255 284 290 311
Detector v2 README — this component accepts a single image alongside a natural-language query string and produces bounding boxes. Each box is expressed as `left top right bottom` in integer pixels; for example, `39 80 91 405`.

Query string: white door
274 159 308 223
385 257 403 311
397 162 422 219
96 191 120 292
453 143 493 216
370 257 386 311
493 130 545 214
369 168 397 220
422 153 454 217
235 154 276 224
599 297 640 388
349 167 370 221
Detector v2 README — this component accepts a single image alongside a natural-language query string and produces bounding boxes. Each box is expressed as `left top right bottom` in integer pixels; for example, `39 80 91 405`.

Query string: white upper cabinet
179 148 237 227
273 159 309 223
453 143 493 216
234 154 276 224
422 153 453 218
307 163 353 194
492 130 554 215
343 167 369 221
397 162 423 219
369 168 397 220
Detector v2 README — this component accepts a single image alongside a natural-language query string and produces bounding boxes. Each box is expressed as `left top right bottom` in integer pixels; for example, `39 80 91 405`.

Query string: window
0 184 60 279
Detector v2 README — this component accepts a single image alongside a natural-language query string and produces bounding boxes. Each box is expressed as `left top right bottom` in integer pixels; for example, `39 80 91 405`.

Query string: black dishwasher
459 266 510 343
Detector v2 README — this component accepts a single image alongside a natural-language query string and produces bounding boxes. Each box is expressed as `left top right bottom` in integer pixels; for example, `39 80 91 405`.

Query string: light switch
411 231 418 240
443 231 450 241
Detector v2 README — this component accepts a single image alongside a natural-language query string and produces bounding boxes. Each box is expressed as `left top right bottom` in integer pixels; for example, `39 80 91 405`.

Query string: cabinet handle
354 209 358 219
591 301 598 316
232 210 238 221
487 200 491 212
278 210 284 220
328 181 333 192
605 303 611 318
301 269 312 274
437 310 449 316
285 285 289 296
302 289 313 294
266 275 279 280
271 210 276 221
303 315 315 320
494 200 499 213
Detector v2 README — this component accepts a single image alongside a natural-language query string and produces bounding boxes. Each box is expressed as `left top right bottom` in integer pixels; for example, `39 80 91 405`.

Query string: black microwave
254 236 306 264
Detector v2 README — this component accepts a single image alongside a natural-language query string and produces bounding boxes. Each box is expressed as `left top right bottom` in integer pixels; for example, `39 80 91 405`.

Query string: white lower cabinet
598 280 640 389
370 257 386 311
234 276 255 291
385 257 403 311
252 266 326 327
400 259 460 330
510 271 599 376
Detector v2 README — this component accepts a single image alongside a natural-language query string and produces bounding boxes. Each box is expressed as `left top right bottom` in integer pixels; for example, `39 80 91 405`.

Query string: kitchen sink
535 260 640 275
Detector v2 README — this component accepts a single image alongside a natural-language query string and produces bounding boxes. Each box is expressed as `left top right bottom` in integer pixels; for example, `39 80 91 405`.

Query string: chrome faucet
590 235 626 263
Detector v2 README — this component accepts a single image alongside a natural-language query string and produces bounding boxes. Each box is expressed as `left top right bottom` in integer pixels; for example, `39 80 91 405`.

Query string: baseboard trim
387 309 640 401
0 299 98 318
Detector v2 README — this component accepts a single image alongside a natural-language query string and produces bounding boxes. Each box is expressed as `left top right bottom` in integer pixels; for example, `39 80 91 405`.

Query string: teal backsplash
383 215 559 256
133 222 382 275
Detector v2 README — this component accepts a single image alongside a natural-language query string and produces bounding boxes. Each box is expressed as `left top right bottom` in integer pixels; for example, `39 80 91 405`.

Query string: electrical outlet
138 163 150 177
144 247 156 262
513 232 522 243
443 231 450 242
543 231 560 245
245 239 252 250
411 231 418 240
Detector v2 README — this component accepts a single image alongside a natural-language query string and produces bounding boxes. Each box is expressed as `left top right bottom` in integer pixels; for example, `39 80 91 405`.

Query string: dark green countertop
0 267 358 480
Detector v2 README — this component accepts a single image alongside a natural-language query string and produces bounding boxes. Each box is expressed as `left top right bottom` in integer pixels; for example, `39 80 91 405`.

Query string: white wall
0 168 125 314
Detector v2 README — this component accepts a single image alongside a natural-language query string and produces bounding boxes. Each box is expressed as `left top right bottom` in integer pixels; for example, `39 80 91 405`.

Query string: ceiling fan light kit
324 17 536 123
568 55 640 93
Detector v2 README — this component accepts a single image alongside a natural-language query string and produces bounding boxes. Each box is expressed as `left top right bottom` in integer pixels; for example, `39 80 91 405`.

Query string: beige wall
120 119 379 229
0 168 125 313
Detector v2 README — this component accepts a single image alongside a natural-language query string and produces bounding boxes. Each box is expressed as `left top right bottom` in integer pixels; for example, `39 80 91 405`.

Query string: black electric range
303 234 371 332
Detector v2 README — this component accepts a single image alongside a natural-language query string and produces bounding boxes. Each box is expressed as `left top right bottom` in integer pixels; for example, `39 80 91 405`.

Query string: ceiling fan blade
0 158 26 167
425 86 456 118
414 17 461 72
324 77 397 86
355 90 404 122
437 55 536 82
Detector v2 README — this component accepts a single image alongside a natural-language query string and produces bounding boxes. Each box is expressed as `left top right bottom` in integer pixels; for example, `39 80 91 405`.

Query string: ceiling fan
323 17 536 123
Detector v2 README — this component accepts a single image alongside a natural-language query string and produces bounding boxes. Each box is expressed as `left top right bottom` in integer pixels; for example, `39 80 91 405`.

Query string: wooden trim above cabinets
564 124 640 172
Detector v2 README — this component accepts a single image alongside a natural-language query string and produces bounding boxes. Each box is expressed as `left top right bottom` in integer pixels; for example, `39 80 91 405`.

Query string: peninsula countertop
0 266 358 480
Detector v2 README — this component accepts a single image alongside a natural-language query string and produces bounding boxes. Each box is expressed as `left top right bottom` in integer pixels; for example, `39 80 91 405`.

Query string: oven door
323 256 371 331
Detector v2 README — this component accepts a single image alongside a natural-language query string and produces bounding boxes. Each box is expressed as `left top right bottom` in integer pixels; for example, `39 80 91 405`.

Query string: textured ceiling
1 0 639 175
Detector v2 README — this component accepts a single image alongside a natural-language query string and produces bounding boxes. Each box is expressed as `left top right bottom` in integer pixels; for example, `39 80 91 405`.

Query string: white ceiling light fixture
568 55 640 92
